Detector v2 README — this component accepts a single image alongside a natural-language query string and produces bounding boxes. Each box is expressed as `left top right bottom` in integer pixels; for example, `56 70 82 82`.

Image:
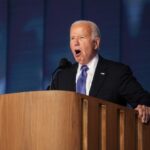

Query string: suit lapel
89 57 107 97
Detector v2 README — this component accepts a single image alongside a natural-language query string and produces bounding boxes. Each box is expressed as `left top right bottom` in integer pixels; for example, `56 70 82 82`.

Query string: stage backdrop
0 0 150 93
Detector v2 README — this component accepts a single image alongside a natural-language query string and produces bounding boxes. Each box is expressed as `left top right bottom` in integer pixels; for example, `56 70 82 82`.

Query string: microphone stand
47 58 72 90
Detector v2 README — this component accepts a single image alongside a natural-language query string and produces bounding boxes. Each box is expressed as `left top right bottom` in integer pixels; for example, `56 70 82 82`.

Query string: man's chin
75 58 86 65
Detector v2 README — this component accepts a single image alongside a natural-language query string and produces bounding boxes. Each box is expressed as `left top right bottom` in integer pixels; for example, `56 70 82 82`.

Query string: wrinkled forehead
70 23 92 36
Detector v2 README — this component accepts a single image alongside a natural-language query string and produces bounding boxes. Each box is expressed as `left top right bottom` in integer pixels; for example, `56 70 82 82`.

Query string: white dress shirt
76 54 99 95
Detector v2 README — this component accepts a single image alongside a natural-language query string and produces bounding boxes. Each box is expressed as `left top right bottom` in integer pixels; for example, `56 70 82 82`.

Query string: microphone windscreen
59 58 72 69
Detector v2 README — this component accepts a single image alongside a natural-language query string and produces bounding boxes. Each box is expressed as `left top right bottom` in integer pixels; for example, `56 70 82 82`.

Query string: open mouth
75 49 81 55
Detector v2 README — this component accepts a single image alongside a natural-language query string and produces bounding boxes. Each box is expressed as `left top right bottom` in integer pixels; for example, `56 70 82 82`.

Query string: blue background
0 0 150 94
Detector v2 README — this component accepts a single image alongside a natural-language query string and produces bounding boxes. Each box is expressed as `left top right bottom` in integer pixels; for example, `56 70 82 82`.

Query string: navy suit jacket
51 56 150 107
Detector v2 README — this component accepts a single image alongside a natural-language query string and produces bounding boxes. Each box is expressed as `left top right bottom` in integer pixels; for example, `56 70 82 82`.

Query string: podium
0 91 150 150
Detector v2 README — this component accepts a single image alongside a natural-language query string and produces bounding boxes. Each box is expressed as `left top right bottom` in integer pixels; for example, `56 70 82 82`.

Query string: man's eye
80 36 84 39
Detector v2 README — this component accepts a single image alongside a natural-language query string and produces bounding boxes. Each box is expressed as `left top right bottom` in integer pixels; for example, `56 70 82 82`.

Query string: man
51 20 150 123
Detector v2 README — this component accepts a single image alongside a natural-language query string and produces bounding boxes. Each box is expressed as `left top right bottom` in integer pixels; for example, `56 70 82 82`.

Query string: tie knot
81 65 89 72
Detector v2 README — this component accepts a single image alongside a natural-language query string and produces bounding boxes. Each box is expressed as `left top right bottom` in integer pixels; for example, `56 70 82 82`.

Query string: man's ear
94 37 100 50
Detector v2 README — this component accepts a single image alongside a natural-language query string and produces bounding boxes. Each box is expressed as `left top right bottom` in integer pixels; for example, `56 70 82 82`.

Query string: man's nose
74 38 80 45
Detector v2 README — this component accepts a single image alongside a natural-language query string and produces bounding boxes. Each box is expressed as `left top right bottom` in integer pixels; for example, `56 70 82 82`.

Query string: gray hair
70 20 101 39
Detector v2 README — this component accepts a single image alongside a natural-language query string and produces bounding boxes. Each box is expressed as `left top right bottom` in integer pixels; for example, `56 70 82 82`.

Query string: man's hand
135 105 150 123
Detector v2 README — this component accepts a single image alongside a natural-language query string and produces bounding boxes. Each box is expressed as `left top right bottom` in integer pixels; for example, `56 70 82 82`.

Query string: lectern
0 91 149 150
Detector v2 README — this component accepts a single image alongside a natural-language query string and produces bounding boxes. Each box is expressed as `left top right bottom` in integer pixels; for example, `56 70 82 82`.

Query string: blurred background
0 0 150 94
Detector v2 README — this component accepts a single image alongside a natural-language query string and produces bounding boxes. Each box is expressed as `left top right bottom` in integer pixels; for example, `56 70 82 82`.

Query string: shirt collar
77 54 99 72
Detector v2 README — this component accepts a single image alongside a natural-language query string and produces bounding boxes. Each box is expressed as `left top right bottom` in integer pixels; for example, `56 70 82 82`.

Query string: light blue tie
76 65 89 94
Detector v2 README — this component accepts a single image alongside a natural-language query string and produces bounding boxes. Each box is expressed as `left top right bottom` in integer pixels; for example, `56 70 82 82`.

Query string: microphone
52 58 72 76
47 58 72 90
58 58 72 69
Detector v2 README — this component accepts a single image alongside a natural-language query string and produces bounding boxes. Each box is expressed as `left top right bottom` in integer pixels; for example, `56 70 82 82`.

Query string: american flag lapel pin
100 72 106 75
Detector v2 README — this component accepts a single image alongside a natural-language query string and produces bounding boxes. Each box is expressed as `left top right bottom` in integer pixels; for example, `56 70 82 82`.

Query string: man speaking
51 20 150 123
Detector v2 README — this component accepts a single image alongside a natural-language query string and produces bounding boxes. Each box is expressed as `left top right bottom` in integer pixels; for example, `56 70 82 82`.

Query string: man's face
70 23 100 65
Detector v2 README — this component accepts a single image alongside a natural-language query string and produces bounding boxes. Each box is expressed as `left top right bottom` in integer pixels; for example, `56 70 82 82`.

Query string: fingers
135 105 150 123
